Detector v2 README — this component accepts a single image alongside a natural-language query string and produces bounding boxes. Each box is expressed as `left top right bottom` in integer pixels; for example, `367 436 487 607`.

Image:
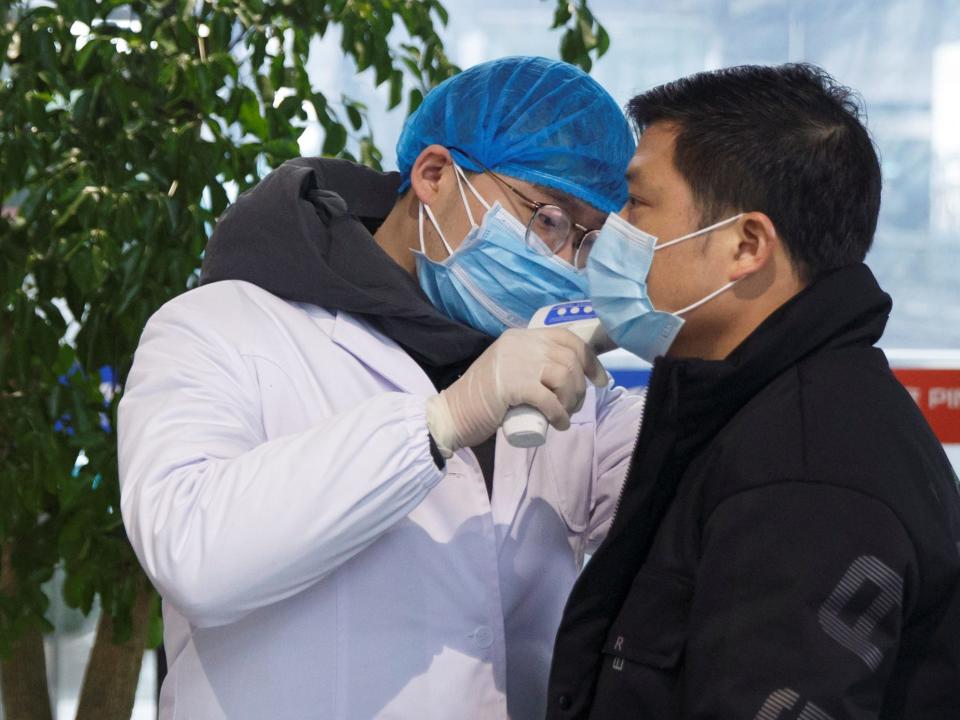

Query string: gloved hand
426 328 609 457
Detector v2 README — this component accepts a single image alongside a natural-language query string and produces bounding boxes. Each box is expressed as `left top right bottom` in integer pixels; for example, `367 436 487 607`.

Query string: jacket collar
655 262 892 450
330 309 438 397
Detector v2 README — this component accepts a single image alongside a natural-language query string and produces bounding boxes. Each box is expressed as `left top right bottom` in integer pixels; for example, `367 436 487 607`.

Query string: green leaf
559 28 590 71
269 53 286 92
261 138 300 161
359 137 383 171
75 38 104 74
388 70 403 111
36 26 57 72
322 123 347 156
374 54 392 87
578 11 596 49
71 80 103 126
62 568 96 614
238 90 268 138
346 103 363 131
207 181 230 216
596 24 610 57
68 247 96 295
311 92 328 116
250 33 268 71
256 73 275 106
293 28 309 57
407 87 424 115
277 94 302 120
147 597 164 649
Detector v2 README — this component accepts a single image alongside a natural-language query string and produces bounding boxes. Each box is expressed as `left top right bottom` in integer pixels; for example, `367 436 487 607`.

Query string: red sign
893 369 960 444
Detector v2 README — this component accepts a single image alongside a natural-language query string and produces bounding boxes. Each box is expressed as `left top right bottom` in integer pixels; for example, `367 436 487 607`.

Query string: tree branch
0 545 53 720
75 575 154 720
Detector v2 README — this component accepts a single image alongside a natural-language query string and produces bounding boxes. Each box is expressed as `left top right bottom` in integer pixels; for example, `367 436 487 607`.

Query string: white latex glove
426 327 609 457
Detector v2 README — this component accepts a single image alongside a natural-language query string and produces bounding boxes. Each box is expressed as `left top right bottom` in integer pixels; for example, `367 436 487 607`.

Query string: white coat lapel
330 311 437 396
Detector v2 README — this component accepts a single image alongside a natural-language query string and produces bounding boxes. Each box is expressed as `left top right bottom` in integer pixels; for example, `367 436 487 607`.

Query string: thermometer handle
502 404 550 448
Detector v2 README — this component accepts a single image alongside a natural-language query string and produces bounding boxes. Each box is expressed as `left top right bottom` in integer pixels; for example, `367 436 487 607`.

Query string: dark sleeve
427 431 446 470
682 481 916 720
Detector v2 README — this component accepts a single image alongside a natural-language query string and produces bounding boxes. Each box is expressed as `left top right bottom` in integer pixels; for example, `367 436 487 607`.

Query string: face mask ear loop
452 163 479 229
454 163 491 213
417 202 428 254
419 202 455 258
675 277 741 317
655 213 745 252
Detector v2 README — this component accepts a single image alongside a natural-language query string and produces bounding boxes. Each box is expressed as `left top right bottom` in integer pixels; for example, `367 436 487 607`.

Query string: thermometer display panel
543 300 596 325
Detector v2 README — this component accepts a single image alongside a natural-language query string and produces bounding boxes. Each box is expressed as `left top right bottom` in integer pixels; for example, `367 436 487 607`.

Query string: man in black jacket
547 64 960 718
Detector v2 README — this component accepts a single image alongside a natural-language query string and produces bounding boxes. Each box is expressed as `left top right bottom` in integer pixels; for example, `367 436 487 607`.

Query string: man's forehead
632 124 678 171
627 127 681 190
626 160 646 184
625 157 657 194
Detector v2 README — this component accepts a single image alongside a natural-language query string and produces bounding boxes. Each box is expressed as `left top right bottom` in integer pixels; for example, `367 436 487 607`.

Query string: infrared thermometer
502 300 616 448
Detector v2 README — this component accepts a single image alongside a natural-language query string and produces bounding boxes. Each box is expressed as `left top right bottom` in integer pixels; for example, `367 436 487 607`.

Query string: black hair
627 63 882 281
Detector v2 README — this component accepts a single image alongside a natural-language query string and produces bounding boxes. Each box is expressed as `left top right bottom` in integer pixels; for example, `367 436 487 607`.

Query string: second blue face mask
586 212 743 362
414 165 588 337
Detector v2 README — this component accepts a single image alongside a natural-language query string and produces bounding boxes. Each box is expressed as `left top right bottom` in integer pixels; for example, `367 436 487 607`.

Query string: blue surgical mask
414 164 588 336
586 212 743 362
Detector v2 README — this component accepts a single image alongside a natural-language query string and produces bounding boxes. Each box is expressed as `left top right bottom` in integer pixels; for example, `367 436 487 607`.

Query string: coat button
472 625 494 649
558 694 572 710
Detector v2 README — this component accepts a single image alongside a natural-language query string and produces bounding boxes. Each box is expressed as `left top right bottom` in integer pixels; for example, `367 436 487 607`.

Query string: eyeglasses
449 149 600 270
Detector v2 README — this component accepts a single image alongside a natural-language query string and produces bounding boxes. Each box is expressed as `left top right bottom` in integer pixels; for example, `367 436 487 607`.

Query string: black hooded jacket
546 263 960 719
200 157 491 390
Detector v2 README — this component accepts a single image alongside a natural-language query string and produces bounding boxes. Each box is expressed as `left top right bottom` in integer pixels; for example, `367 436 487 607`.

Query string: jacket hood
199 158 492 384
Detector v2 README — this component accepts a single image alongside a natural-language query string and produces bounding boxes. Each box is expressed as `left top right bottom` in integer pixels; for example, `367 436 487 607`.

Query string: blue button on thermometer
543 300 596 325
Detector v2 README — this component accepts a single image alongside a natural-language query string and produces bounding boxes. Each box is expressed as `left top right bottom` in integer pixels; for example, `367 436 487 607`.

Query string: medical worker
118 57 643 719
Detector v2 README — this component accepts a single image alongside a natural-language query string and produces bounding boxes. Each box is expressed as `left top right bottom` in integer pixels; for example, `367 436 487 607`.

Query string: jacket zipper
608 384 650 529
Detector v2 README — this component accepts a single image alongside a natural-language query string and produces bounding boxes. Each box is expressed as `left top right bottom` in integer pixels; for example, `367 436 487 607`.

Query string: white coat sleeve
118 303 444 629
586 383 646 553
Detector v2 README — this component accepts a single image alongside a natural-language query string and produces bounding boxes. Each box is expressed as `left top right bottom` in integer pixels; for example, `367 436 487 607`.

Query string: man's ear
410 145 453 205
731 211 778 281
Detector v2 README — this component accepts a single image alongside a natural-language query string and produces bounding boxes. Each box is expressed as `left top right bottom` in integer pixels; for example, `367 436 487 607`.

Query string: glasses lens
526 205 572 254
574 229 599 270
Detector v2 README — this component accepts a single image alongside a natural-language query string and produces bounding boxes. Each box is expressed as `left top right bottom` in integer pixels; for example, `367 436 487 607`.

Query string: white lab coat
118 279 643 720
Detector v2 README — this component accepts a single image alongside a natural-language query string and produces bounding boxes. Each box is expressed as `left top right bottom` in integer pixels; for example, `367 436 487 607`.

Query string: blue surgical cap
396 56 635 213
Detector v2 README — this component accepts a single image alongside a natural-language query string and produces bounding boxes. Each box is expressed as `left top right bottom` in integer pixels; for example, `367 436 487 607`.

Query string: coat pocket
602 567 692 667
589 568 692 719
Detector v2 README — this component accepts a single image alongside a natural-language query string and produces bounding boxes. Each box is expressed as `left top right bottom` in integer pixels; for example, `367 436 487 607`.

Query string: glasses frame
448 148 600 270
